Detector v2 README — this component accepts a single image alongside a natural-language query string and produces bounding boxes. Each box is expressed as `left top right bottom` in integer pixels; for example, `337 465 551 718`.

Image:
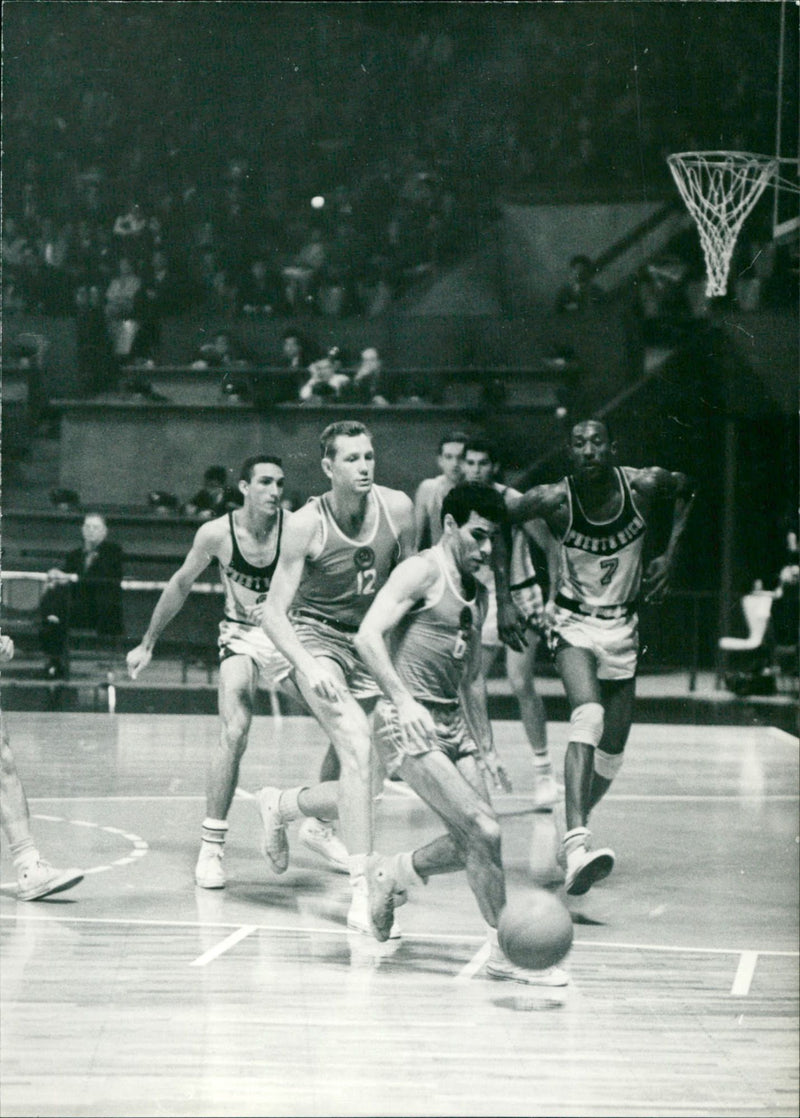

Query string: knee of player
220 713 252 753
594 747 624 781
335 732 372 775
569 701 604 747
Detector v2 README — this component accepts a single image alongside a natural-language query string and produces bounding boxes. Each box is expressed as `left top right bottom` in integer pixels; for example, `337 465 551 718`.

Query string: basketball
498 889 574 971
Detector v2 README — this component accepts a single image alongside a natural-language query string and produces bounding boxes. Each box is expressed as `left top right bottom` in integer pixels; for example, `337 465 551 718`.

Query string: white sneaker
255 786 289 873
347 877 402 940
17 861 83 901
298 817 349 874
195 844 225 889
565 846 615 896
486 949 570 987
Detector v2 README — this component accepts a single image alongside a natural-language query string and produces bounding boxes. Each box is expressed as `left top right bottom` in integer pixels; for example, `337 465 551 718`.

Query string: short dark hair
320 420 372 459
239 454 283 482
462 436 498 464
442 482 507 528
569 416 613 443
438 430 469 455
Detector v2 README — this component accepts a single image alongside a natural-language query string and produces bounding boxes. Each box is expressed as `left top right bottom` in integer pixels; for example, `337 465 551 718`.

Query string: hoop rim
668 150 779 168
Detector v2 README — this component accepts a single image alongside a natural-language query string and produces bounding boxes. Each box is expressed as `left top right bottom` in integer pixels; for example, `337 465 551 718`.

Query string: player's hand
497 598 528 652
126 644 152 680
643 555 671 603
0 635 16 663
478 752 513 794
395 695 438 752
302 660 347 704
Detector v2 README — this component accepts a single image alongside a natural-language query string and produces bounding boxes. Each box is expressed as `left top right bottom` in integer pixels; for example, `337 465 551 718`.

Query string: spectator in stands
631 255 692 347
76 283 117 395
282 226 328 313
250 326 316 408
555 254 605 313
104 256 142 364
38 513 125 679
281 328 314 373
191 329 251 370
350 346 389 406
238 256 277 317
183 466 243 520
298 347 350 403
147 249 188 316
112 201 148 266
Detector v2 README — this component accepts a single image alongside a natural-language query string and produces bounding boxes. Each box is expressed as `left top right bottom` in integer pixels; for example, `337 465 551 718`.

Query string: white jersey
556 467 646 609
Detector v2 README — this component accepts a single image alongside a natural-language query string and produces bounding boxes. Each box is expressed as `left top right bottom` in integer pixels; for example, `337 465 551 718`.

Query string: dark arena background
1 4 798 1117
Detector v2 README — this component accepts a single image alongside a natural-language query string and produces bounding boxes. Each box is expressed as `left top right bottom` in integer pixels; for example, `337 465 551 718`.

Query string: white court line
1 913 795 958
731 950 759 996
190 924 257 967
0 816 149 891
25 791 800 804
456 940 491 981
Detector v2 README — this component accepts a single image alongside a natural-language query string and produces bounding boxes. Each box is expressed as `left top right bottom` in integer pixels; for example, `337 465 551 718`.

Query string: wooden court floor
0 711 797 1118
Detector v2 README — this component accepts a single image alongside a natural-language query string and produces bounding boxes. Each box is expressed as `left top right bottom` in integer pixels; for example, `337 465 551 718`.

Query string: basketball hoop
667 151 778 297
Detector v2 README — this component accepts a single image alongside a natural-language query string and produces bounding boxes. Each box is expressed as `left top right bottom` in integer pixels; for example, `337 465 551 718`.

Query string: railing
2 571 719 692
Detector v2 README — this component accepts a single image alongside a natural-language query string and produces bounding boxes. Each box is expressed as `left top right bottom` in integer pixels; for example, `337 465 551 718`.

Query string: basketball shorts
372 697 478 775
548 607 639 680
289 612 382 702
218 620 292 688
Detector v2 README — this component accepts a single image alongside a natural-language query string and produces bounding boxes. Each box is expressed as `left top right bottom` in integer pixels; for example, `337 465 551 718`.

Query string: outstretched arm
636 468 696 603
494 482 567 648
126 524 217 678
355 555 440 750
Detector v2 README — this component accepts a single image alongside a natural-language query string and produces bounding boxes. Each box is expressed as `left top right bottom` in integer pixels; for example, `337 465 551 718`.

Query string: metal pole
716 418 738 688
773 0 787 234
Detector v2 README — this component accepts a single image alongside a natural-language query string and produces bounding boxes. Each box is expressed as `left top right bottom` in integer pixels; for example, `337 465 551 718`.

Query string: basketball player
256 420 416 938
503 418 695 895
460 437 559 808
353 483 568 984
413 430 468 550
0 635 84 900
126 455 348 889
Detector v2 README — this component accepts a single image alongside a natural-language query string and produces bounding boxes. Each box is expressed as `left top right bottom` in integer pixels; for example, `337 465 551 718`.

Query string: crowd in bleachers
4 3 789 328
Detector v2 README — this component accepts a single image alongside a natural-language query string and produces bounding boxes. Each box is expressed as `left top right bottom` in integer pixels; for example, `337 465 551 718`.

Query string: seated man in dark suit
39 513 125 678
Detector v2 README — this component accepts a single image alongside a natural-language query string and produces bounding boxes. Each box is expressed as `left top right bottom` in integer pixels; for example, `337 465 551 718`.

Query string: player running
256 421 416 938
354 482 568 984
502 417 695 896
126 455 347 888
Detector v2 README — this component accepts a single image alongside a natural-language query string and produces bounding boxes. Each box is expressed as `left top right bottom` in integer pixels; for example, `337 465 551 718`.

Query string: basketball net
667 151 778 297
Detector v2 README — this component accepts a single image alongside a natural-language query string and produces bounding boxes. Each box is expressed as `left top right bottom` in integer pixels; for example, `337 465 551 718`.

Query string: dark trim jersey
219 510 283 625
556 467 646 608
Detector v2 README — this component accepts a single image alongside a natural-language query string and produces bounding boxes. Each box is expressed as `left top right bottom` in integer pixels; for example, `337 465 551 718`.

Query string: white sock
201 818 228 848
563 826 589 874
12 837 39 873
278 787 305 823
485 924 500 950
394 851 425 889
